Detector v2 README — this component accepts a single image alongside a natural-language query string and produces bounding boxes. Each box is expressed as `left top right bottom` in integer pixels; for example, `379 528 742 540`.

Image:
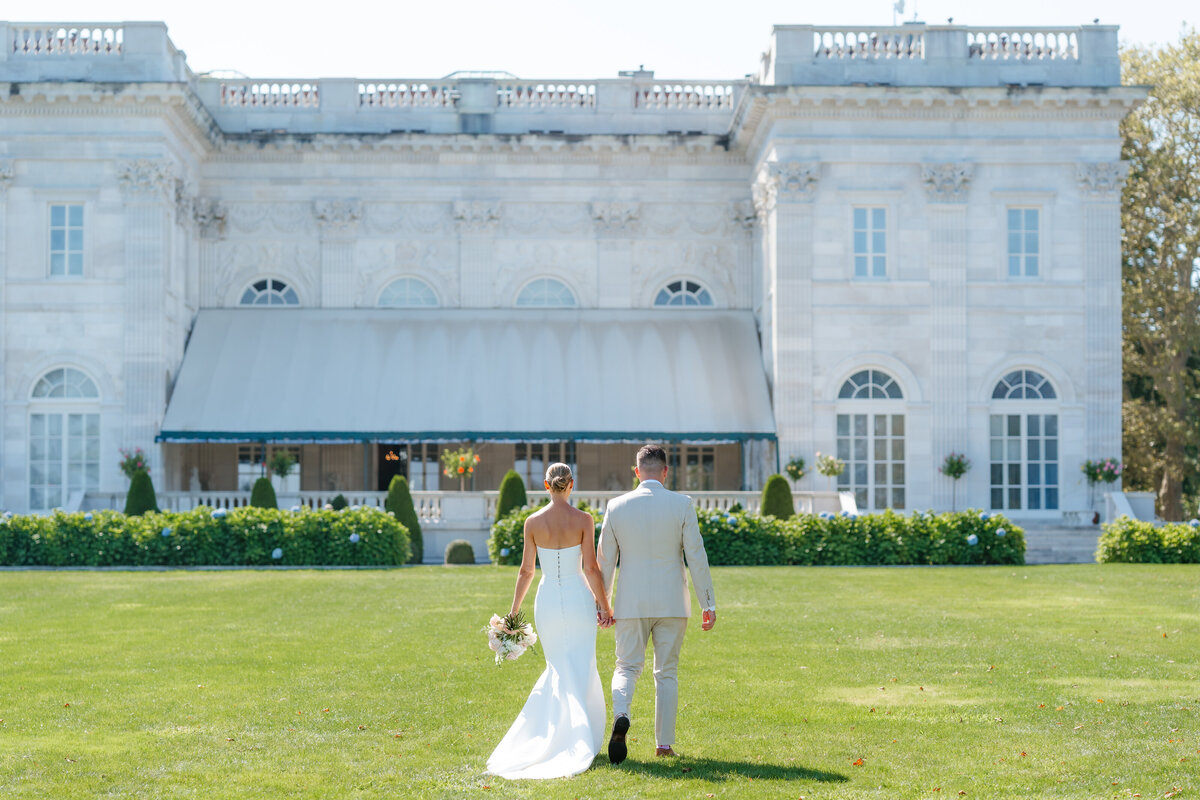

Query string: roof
159 308 776 443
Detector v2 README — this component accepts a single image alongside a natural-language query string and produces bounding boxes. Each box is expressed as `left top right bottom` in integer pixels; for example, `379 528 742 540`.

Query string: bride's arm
580 512 613 621
508 520 537 617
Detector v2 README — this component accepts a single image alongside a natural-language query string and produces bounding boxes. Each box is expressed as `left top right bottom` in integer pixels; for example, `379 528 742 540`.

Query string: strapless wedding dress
486 544 606 779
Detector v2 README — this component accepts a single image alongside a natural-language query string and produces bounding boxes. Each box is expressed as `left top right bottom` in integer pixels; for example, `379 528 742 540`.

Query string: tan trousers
612 617 688 747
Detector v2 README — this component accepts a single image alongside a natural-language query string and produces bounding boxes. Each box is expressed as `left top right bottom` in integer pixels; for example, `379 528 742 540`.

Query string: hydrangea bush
1095 517 1200 563
0 507 409 567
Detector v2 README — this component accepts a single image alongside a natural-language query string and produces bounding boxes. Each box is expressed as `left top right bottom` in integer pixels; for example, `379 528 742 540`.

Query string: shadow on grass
604 756 848 783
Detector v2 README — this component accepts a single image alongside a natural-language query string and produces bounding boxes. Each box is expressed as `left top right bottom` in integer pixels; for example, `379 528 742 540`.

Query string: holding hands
596 605 615 629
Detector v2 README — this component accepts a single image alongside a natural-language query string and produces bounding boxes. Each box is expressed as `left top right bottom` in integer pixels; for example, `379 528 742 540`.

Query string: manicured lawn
1 565 1198 799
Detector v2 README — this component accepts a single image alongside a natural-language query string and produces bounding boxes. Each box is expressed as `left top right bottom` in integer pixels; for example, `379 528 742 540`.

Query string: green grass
1 565 1198 799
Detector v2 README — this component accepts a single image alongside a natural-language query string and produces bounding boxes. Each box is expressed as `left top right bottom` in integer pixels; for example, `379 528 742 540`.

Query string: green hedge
0 507 409 567
488 501 601 566
488 505 1024 567
697 509 1024 566
1096 517 1200 563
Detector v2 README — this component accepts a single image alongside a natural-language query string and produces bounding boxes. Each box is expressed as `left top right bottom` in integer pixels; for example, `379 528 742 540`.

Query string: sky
14 0 1194 80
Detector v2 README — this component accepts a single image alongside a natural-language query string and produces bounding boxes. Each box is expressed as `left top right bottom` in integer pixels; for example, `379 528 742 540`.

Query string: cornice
733 84 1147 159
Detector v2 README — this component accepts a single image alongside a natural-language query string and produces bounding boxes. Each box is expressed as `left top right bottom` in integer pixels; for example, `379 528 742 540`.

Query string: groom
597 444 716 762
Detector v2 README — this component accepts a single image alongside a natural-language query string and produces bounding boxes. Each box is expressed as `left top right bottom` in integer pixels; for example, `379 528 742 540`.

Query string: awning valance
158 308 776 443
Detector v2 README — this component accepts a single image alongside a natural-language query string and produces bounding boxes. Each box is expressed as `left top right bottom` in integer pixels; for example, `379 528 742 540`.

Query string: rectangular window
836 413 905 510
1006 207 1039 278
666 445 714 492
237 445 301 492
49 203 85 277
989 413 1058 510
853 207 887 279
29 412 99 510
515 442 576 490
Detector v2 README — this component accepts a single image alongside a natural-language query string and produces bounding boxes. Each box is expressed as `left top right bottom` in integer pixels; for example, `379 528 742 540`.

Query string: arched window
836 370 905 511
838 369 902 400
378 277 438 307
989 370 1058 512
991 369 1056 399
29 367 101 511
655 279 713 307
240 278 299 306
516 277 576 307
32 367 99 399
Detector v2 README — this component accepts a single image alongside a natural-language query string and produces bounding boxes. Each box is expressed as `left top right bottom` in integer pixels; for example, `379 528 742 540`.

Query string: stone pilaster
453 201 500 307
922 163 973 508
0 161 13 502
314 199 362 307
117 158 175 482
760 160 819 473
1078 162 1127 466
591 201 639 307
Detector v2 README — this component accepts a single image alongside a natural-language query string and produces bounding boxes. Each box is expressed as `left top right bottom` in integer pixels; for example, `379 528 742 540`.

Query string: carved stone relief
1076 162 1129 198
921 163 974 202
591 201 641 235
453 200 501 234
210 241 319 306
492 240 595 306
116 159 176 199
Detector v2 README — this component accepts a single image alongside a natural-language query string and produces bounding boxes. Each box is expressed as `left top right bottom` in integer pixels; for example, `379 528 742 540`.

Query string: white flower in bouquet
483 611 537 667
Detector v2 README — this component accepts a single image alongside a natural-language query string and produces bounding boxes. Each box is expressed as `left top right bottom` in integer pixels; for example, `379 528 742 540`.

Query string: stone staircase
1020 521 1102 564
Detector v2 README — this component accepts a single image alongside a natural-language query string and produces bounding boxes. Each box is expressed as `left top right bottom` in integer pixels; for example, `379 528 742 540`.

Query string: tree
760 473 795 520
1121 30 1200 520
386 475 423 564
123 470 159 516
250 477 277 509
495 469 528 521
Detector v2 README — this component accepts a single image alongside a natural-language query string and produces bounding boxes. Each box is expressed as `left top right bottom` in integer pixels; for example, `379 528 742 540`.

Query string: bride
486 463 614 779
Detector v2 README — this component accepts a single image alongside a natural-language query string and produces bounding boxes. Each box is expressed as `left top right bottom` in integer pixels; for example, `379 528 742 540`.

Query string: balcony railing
11 24 123 56
813 28 924 60
966 28 1079 61
220 81 320 108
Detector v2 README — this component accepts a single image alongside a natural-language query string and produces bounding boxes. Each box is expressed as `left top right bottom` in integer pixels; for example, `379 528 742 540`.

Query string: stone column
758 161 820 478
193 197 228 307
0 161 12 505
592 202 639 307
1078 162 1128 468
922 163 973 509
453 201 500 307
117 158 176 484
314 199 362 307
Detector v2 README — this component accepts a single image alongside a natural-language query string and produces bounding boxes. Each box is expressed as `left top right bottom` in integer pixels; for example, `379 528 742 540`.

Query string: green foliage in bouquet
123 470 159 516
250 477 277 509
760 473 795 520
785 457 806 482
445 539 476 564
385 475 423 564
495 469 528 521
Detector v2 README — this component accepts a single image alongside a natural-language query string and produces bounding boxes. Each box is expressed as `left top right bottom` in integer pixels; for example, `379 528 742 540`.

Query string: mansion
0 20 1142 519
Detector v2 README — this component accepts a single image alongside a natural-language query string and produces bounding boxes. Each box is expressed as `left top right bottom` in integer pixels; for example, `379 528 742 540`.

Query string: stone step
1021 525 1102 564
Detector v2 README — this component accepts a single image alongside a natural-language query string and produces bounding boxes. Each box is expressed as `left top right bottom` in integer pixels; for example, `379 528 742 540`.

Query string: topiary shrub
385 475 423 564
445 539 476 564
250 477 277 509
760 473 794 520
124 470 159 516
330 493 348 511
495 469 528 522
488 499 596 566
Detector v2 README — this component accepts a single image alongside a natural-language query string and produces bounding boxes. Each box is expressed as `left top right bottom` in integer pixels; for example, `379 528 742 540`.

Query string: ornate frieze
591 201 641 235
453 200 501 234
753 161 821 216
116 159 176 199
313 199 363 235
193 197 228 239
1076 162 1129 198
921 162 974 202
730 199 757 233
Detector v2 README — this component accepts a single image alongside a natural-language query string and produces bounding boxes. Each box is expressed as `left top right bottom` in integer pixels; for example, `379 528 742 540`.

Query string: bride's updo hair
545 462 573 493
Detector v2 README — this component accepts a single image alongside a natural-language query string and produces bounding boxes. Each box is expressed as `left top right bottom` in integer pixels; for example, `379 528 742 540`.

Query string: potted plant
939 452 971 511
785 457 806 487
268 449 298 505
815 451 845 491
1082 458 1123 521
441 447 480 491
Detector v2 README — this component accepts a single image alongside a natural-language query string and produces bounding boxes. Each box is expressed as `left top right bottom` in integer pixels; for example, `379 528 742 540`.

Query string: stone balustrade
358 81 456 108
220 81 320 108
812 28 924 60
10 24 123 56
966 29 1079 61
497 81 597 109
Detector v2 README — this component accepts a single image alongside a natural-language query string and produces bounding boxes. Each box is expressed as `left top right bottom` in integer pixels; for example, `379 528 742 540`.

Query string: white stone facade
0 21 1142 517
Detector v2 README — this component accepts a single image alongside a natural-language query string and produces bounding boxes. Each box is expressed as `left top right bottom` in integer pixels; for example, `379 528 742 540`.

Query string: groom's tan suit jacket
597 480 715 618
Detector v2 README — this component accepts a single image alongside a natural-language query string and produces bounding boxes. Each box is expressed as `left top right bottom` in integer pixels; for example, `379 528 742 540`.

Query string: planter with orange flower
440 447 481 491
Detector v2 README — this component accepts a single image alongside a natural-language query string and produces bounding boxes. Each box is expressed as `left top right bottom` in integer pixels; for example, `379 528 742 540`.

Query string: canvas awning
158 308 776 443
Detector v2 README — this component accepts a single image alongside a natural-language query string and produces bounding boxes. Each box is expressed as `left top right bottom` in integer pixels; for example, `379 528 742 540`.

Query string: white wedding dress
486 544 606 779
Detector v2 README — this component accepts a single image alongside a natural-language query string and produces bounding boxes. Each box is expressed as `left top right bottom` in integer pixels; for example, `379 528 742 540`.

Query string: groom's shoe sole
608 717 630 765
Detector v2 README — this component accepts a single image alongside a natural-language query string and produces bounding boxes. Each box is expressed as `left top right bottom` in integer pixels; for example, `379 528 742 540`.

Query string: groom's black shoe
608 716 630 764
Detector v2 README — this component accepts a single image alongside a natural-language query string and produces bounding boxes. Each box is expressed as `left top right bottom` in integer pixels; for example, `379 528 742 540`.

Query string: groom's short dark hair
636 444 667 472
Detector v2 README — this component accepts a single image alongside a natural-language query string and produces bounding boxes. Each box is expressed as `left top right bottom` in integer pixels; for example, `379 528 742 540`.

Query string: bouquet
484 611 537 666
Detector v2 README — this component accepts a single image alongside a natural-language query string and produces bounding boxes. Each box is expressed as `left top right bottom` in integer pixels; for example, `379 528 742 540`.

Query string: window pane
891 488 905 509
1008 488 1021 509
892 415 904 435
875 463 888 483
1027 439 1040 460
872 208 886 228
855 488 868 508
1007 440 1020 460
1046 488 1059 509
1046 464 1058 485
891 439 904 460
1045 415 1058 436
837 415 849 436
836 439 850 460
1025 209 1038 229
892 464 905 484
1028 415 1040 436
854 208 867 227
1007 208 1020 229
854 463 868 483
51 205 66 226
874 415 888 436
854 416 867 436
990 415 1002 436
48 415 62 435
1045 440 1058 460
872 231 886 252
990 440 1002 460
875 488 887 509
1025 232 1038 252
991 488 1003 508
990 463 1003 483
854 438 868 460
86 415 99 435
1029 488 1041 509
1028 463 1041 484
1008 415 1021 436
51 253 65 274
68 229 84 250
1008 463 1021 484
51 229 66 250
